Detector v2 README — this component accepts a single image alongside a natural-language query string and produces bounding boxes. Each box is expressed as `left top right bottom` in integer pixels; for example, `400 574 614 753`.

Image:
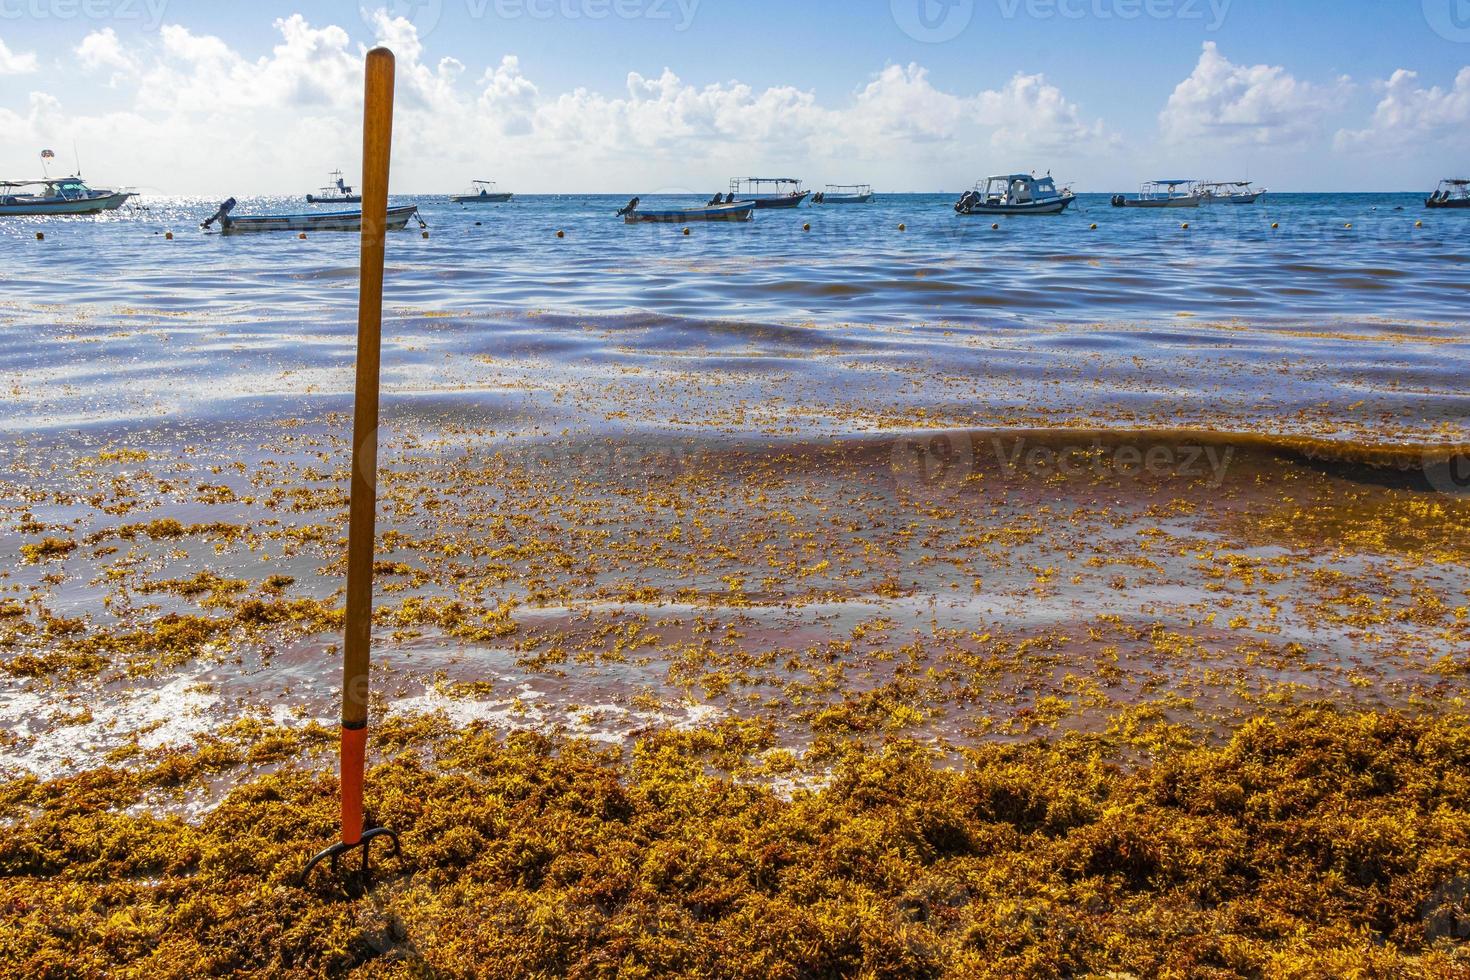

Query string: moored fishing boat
0 176 133 216
1425 179 1470 209
813 184 875 205
955 173 1075 215
617 197 754 223
452 180 513 203
1196 180 1266 204
729 177 809 209
1111 179 1200 208
305 170 361 204
201 198 421 235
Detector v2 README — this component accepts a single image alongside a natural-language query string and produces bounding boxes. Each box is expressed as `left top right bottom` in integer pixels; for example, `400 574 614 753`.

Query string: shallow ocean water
1 192 1467 441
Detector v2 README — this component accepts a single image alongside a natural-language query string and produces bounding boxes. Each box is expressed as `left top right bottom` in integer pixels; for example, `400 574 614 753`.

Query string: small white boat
729 177 809 209
1196 180 1266 205
617 198 754 224
813 184 875 205
452 180 513 204
955 173 1075 215
0 175 133 216
1111 179 1200 209
201 198 422 235
306 170 361 204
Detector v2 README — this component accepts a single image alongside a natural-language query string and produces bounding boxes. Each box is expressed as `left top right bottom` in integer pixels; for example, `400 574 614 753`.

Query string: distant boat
1111 179 1200 208
201 198 421 235
813 184 875 205
306 170 361 204
618 198 754 223
452 180 513 204
1425 178 1470 209
0 175 133 216
729 177 809 209
955 173 1075 215
1196 180 1266 204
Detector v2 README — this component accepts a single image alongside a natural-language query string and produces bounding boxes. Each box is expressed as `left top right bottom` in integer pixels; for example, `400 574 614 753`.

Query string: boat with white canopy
1195 180 1266 204
955 173 1075 215
729 177 809 209
1111 179 1200 208
1425 179 1470 209
0 176 133 216
452 180 513 203
813 184 875 205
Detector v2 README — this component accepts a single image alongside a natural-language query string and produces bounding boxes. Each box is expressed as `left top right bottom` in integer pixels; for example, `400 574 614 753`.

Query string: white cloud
0 15 1109 193
1160 42 1344 146
0 34 38 75
1334 68 1470 152
76 29 136 74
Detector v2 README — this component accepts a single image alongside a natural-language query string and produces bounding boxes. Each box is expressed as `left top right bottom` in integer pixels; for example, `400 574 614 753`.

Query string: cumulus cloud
1334 68 1470 152
1160 42 1345 146
0 35 38 75
0 13 1110 193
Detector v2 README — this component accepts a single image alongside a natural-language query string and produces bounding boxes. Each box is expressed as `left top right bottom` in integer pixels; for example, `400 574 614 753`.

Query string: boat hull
452 193 513 203
959 196 1075 216
819 194 874 205
624 203 755 224
0 191 133 216
1111 196 1198 209
1200 193 1263 205
219 204 420 235
1425 197 1470 209
736 192 809 209
306 195 362 204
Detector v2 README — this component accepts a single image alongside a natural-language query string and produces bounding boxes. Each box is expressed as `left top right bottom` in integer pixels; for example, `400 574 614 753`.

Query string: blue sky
2 0 1468 192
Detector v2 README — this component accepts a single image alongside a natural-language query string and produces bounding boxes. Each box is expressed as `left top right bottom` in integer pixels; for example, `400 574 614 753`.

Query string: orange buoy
682 227 690 236
35 232 44 241
1181 222 1189 229
1089 223 1097 230
991 223 999 230
898 223 906 232
165 231 174 240
1271 222 1279 229
421 230 429 239
802 222 810 232
1415 220 1423 228
556 230 565 239
299 232 307 240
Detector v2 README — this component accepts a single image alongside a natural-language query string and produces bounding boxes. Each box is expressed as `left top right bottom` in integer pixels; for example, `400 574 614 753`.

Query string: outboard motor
201 198 237 229
616 196 640 217
954 190 975 214
1111 194 1126 207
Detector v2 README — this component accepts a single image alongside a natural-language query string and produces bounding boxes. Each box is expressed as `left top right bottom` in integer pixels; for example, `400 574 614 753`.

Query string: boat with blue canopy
1111 179 1199 208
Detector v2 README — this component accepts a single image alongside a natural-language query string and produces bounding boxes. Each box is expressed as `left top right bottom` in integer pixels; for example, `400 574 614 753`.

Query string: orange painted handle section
341 725 367 845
